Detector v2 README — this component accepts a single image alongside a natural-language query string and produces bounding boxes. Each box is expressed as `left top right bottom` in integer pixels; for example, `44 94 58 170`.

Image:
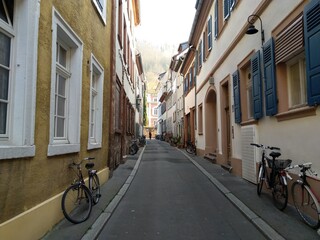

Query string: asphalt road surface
97 140 266 240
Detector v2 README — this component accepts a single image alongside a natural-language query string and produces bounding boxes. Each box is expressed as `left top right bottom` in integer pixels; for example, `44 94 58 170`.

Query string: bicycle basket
274 159 292 169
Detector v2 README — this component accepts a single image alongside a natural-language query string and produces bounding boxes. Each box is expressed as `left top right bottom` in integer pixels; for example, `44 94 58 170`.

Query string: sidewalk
43 142 319 240
42 150 142 240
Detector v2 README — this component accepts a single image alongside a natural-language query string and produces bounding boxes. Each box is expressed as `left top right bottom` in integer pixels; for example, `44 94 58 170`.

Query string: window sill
0 145 35 160
87 142 102 150
240 119 258 126
47 143 80 156
275 106 317 122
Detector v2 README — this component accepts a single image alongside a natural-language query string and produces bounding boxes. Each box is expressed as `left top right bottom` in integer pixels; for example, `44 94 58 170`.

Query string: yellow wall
0 0 113 238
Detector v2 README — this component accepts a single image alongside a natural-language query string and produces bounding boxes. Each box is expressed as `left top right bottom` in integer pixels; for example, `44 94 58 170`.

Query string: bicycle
129 139 139 155
61 157 101 224
286 162 320 229
251 143 292 210
186 140 196 155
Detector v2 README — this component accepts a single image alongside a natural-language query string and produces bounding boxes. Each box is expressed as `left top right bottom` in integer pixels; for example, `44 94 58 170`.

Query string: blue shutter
304 0 320 106
251 50 263 119
233 70 241 123
208 15 212 49
224 0 230 19
263 38 277 116
214 0 218 38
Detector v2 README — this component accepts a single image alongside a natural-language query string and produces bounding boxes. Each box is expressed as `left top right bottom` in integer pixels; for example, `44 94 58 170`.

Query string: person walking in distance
149 131 152 140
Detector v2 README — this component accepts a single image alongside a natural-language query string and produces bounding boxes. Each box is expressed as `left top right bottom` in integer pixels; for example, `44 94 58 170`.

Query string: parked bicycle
186 140 196 155
129 139 139 155
61 157 101 224
251 143 292 210
286 162 320 229
138 135 146 146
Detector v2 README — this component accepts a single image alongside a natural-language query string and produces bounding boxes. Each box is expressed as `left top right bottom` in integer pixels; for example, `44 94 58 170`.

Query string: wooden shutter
251 50 263 119
304 0 320 106
233 70 241 123
275 15 303 64
263 38 278 116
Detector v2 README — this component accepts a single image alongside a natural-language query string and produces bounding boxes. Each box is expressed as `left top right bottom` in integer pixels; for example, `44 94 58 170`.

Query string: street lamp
246 14 264 46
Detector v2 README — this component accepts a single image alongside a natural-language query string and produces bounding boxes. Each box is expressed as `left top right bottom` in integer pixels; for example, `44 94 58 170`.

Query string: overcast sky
135 0 196 47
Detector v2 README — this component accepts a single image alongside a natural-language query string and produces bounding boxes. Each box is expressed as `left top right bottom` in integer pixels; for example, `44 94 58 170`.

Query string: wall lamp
136 95 142 107
246 14 264 46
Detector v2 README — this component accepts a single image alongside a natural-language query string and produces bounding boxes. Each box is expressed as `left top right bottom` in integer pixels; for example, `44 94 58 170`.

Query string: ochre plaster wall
0 1 113 236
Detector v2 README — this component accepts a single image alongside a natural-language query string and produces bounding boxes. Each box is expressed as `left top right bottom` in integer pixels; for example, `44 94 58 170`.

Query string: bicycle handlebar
250 143 280 151
285 162 318 177
69 157 95 168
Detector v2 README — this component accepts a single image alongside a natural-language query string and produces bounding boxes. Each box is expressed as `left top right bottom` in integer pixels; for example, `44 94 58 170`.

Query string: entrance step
204 153 216 163
221 164 233 173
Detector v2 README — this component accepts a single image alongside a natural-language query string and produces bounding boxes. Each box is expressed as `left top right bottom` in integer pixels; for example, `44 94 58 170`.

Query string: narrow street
97 140 266 240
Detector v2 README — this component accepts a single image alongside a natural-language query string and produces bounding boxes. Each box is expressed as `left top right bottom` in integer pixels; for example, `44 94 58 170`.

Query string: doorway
205 89 217 154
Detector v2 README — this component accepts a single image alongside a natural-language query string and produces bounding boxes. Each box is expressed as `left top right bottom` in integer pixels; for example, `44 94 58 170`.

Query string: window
208 15 213 51
214 0 219 39
93 0 107 24
198 104 203 134
153 97 157 102
88 54 104 150
152 107 158 116
0 30 11 137
224 0 236 20
0 0 39 159
117 0 123 47
246 66 253 119
189 66 194 88
48 9 83 156
197 40 203 73
115 80 121 131
287 55 306 108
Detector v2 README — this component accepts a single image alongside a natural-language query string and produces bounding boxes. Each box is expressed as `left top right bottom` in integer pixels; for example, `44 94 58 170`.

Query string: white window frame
92 0 107 24
88 54 104 150
48 8 83 156
287 54 307 109
0 0 39 159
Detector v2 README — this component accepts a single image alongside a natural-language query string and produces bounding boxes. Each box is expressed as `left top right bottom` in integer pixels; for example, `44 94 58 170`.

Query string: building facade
181 0 320 189
111 0 144 169
0 0 143 239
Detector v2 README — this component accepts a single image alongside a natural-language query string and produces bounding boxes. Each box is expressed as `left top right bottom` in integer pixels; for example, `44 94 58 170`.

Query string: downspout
109 0 117 171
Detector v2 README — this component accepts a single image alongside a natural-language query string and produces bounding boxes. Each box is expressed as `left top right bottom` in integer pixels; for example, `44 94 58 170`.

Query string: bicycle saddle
85 162 95 169
269 151 281 158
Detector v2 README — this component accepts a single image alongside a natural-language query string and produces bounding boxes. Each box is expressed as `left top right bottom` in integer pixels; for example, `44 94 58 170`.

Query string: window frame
88 54 104 150
92 0 107 24
0 0 39 160
286 54 307 109
48 8 83 156
198 104 203 135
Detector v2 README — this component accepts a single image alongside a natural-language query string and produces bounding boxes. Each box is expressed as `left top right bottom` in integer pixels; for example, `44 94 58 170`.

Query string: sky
135 0 196 47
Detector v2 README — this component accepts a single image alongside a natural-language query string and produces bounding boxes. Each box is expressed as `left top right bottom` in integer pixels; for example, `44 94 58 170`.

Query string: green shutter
304 0 320 106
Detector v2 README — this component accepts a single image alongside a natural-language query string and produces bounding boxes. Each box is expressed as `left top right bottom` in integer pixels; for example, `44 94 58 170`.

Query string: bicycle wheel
186 145 195 154
61 184 93 224
272 174 288 211
292 182 320 229
257 163 265 196
89 173 101 205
